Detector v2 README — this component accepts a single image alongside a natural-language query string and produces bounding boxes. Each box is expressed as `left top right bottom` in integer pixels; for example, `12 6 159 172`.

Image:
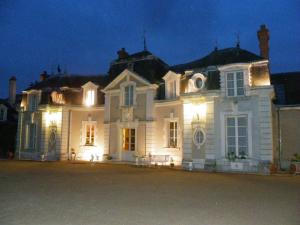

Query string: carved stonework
48 125 57 153
122 107 133 122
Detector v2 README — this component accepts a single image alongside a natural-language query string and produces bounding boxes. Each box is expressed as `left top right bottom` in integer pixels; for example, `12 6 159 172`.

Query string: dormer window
163 71 181 100
28 93 39 111
86 90 95 106
124 85 134 106
226 71 245 97
82 82 99 107
0 105 7 121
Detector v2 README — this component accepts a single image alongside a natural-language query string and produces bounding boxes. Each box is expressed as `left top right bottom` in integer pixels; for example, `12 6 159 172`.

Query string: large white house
16 26 276 173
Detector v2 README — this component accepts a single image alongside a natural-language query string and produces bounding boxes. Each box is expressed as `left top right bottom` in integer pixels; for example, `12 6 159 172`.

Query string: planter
230 162 243 170
290 162 300 174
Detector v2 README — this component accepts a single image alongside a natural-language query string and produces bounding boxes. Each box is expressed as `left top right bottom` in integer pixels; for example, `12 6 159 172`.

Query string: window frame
25 123 37 150
122 128 136 151
226 71 245 97
225 115 249 158
85 123 95 146
168 121 178 148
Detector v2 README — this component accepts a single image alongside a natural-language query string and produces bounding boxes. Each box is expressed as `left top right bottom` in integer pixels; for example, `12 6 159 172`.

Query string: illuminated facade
16 43 275 172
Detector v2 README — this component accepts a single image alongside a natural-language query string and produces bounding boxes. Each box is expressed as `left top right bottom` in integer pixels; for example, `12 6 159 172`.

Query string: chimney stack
257 24 270 59
9 76 16 105
117 48 129 60
40 71 49 81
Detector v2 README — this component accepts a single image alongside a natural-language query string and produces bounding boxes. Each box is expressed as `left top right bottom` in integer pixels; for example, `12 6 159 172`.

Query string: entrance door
121 128 136 161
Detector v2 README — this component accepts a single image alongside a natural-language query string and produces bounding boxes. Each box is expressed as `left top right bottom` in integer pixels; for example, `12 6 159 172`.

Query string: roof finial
214 39 218 51
143 29 147 51
235 31 240 48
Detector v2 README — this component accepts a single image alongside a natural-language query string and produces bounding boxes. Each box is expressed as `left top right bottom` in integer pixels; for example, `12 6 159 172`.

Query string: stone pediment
102 69 155 92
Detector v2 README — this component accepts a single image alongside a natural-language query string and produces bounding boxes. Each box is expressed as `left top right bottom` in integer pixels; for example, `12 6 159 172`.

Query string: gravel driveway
0 161 299 225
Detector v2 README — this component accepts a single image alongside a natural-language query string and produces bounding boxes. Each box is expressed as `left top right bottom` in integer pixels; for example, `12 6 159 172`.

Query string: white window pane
237 79 244 87
227 137 236 146
236 72 244 80
238 137 248 146
227 118 235 126
227 127 235 136
227 81 234 88
238 117 247 126
238 127 247 136
227 73 234 80
227 146 235 154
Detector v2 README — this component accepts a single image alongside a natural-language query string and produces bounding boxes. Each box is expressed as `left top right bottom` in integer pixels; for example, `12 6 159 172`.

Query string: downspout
66 109 71 160
277 106 282 170
18 108 24 160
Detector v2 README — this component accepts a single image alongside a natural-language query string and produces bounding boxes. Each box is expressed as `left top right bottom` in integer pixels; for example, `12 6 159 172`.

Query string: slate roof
26 74 109 91
271 72 300 105
108 50 169 83
171 47 264 73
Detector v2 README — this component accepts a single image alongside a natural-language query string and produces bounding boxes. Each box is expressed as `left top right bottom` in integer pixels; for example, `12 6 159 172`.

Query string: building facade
16 26 276 173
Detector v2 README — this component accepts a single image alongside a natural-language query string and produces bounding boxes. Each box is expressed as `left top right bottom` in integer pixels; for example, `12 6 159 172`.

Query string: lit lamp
45 111 61 126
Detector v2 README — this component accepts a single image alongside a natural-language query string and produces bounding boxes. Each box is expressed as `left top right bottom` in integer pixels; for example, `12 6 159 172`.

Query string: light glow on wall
45 111 62 126
184 103 207 121
81 146 104 161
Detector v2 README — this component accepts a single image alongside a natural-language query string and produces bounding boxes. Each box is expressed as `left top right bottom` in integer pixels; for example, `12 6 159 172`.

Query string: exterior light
45 111 62 126
184 103 207 122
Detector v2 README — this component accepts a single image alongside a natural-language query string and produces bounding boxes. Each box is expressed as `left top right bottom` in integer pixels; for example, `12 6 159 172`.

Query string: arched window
193 127 206 148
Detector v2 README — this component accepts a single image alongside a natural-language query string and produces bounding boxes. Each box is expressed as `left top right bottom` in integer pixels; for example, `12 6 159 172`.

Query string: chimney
9 76 16 105
257 24 270 59
40 71 49 81
117 48 129 60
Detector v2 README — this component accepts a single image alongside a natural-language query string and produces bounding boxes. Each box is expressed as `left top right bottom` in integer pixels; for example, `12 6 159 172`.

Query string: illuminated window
226 72 245 97
85 124 95 145
122 128 135 151
226 116 248 157
51 91 65 104
169 121 178 148
169 80 177 99
25 123 36 149
85 90 95 106
124 85 134 106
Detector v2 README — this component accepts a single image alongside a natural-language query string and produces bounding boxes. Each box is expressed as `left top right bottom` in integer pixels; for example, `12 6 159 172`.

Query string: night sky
0 0 299 98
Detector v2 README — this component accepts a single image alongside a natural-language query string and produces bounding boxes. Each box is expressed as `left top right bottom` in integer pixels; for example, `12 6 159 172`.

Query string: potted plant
71 148 76 161
290 153 300 174
170 157 175 168
227 152 236 162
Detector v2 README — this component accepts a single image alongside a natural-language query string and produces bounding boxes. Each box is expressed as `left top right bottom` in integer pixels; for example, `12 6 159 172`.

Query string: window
85 90 95 106
29 94 38 111
124 85 134 106
226 72 245 96
169 80 177 99
25 123 36 149
51 91 65 104
193 128 205 147
169 121 178 147
0 107 6 121
85 124 95 145
122 128 135 151
226 116 248 157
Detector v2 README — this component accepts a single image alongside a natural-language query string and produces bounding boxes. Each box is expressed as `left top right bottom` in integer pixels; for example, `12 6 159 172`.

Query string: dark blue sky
0 0 299 98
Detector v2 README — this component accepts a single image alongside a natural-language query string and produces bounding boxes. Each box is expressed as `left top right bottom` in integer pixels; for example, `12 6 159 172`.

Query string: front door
121 128 136 161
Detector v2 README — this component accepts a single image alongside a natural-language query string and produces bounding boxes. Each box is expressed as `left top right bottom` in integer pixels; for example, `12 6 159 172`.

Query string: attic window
0 106 7 121
85 90 95 106
51 91 65 104
191 73 206 91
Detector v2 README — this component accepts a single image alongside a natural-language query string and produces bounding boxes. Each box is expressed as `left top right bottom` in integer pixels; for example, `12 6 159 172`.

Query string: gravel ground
0 161 299 225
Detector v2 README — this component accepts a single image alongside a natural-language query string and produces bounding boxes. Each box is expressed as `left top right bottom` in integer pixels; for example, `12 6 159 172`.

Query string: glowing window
169 121 178 148
86 90 95 106
122 128 135 151
85 124 95 145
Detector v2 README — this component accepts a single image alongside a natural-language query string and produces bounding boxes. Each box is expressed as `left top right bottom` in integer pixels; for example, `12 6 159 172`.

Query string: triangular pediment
81 81 99 89
103 69 154 92
163 70 181 81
